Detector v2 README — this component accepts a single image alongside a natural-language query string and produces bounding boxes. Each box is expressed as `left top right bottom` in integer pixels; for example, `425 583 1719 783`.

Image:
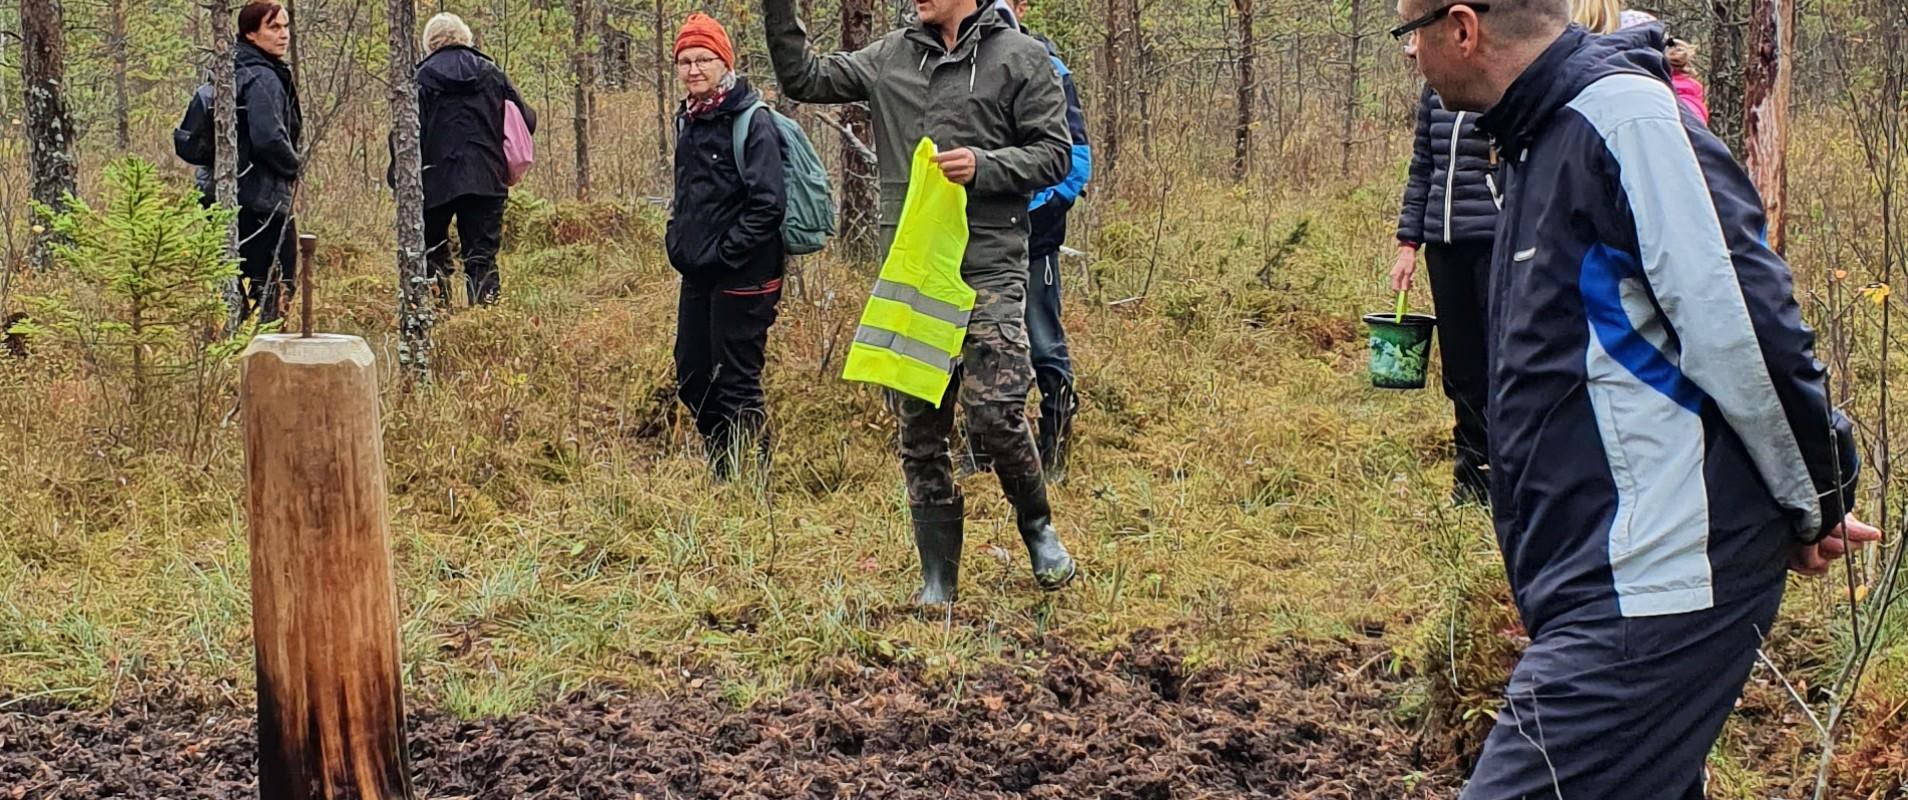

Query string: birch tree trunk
21 0 79 270
390 0 433 379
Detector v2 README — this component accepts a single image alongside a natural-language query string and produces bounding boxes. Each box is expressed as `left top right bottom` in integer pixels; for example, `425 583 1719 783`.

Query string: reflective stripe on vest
842 138 974 407
870 279 973 327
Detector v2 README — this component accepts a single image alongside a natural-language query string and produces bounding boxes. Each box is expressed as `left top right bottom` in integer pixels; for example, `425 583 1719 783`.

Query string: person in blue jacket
1393 0 1881 796
964 0 1092 482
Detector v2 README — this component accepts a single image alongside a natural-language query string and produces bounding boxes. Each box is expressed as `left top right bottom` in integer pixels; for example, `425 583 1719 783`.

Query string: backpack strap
730 101 768 171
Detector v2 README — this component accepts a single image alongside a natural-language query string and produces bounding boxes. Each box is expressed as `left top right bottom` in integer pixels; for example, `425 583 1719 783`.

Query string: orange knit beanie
675 13 734 69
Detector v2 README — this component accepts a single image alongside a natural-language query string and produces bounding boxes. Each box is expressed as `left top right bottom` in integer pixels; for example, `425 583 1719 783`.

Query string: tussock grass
8 135 1901 793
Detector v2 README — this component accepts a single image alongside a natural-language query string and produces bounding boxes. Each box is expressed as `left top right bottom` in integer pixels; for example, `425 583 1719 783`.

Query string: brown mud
2 636 1458 799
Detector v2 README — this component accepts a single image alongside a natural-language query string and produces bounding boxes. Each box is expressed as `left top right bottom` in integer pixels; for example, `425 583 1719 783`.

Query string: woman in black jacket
1393 76 1500 508
220 1 302 324
414 13 535 307
665 13 788 479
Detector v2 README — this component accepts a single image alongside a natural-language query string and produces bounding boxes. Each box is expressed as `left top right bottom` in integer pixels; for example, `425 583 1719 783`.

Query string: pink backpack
503 99 533 186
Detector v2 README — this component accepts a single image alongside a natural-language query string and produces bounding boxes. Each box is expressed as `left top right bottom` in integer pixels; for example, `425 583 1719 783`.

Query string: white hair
423 12 474 55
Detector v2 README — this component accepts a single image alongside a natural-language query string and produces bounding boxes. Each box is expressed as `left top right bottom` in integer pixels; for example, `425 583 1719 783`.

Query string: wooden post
242 334 416 800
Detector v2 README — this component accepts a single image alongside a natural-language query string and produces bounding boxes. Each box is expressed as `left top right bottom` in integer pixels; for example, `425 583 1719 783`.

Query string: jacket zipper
1444 111 1465 244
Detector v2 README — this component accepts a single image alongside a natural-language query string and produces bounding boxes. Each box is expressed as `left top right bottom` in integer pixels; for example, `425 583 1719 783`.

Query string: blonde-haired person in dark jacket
1393 44 1500 507
407 12 535 307
666 13 788 480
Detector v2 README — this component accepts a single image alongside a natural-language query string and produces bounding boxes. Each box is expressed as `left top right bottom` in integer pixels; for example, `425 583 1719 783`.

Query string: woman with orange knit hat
665 12 789 480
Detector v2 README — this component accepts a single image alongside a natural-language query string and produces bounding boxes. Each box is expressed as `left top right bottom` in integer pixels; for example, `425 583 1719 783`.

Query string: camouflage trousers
889 231 1042 507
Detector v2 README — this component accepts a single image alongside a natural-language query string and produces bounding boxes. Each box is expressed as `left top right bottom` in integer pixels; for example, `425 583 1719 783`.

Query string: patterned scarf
684 71 738 120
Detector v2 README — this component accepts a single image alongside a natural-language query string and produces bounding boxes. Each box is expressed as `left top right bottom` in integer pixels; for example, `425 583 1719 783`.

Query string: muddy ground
2 636 1459 799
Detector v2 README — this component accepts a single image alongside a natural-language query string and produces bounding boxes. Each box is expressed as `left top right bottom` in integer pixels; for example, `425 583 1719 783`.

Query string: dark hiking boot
911 500 965 606
1036 383 1077 484
1001 474 1077 591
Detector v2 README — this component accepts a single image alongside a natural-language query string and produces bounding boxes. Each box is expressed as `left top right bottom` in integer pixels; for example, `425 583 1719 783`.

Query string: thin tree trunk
112 0 132 151
0 29 10 121
391 0 433 379
1293 32 1305 125
840 0 877 256
655 0 669 162
1233 0 1253 181
1099 0 1122 178
1744 0 1793 253
1710 0 1747 156
21 0 79 270
1130 0 1149 161
1340 0 1365 175
208 0 243 326
572 0 594 202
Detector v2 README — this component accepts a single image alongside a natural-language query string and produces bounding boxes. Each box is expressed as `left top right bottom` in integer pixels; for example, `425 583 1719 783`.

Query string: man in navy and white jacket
1392 0 1880 795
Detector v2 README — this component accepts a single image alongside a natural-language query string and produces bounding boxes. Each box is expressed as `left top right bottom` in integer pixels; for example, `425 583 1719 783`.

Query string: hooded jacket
413 45 536 209
665 76 788 288
1397 85 1498 246
763 0 1070 283
196 41 302 214
1474 25 1857 634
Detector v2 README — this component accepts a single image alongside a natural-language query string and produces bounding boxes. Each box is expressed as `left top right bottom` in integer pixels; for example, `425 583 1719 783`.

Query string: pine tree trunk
208 0 244 327
1743 0 1793 253
655 0 669 162
1233 0 1253 182
1099 0 1122 177
111 0 131 151
840 0 878 256
1709 0 1747 156
572 0 594 202
1340 0 1364 175
1130 0 1149 160
21 0 79 270
390 0 433 380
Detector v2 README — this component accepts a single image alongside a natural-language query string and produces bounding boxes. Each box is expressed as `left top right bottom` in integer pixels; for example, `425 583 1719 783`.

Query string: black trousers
1462 578 1784 799
1425 241 1492 493
675 278 781 469
425 194 508 306
238 208 297 325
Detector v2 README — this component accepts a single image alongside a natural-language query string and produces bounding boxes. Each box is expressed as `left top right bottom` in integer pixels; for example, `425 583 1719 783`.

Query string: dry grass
1 122 1904 795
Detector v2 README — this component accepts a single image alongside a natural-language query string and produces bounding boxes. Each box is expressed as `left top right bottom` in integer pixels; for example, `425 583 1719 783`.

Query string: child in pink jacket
1667 36 1710 125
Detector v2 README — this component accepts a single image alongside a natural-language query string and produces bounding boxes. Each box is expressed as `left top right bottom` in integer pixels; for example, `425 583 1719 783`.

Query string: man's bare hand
1791 514 1883 577
931 147 977 185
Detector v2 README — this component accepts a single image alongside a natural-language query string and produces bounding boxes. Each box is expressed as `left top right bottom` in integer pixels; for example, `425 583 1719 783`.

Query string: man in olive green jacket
764 0 1076 604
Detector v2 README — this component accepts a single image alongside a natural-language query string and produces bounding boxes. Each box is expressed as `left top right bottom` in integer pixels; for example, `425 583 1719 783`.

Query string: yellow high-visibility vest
842 138 974 407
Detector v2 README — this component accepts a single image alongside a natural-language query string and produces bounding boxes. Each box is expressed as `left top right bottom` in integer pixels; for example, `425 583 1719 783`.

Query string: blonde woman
407 12 536 306
1570 0 1621 32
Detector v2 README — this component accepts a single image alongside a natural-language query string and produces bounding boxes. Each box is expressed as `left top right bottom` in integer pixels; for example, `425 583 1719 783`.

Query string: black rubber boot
911 499 965 606
1001 473 1077 591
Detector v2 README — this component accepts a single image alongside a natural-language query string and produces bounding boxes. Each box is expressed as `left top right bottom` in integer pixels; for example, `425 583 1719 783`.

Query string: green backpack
681 102 836 256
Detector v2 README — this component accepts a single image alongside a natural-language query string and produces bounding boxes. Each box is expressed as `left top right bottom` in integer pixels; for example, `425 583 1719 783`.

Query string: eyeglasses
1390 2 1490 40
675 56 722 72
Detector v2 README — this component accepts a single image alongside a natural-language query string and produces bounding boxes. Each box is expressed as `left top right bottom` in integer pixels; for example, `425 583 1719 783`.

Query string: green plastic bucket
1362 312 1436 390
